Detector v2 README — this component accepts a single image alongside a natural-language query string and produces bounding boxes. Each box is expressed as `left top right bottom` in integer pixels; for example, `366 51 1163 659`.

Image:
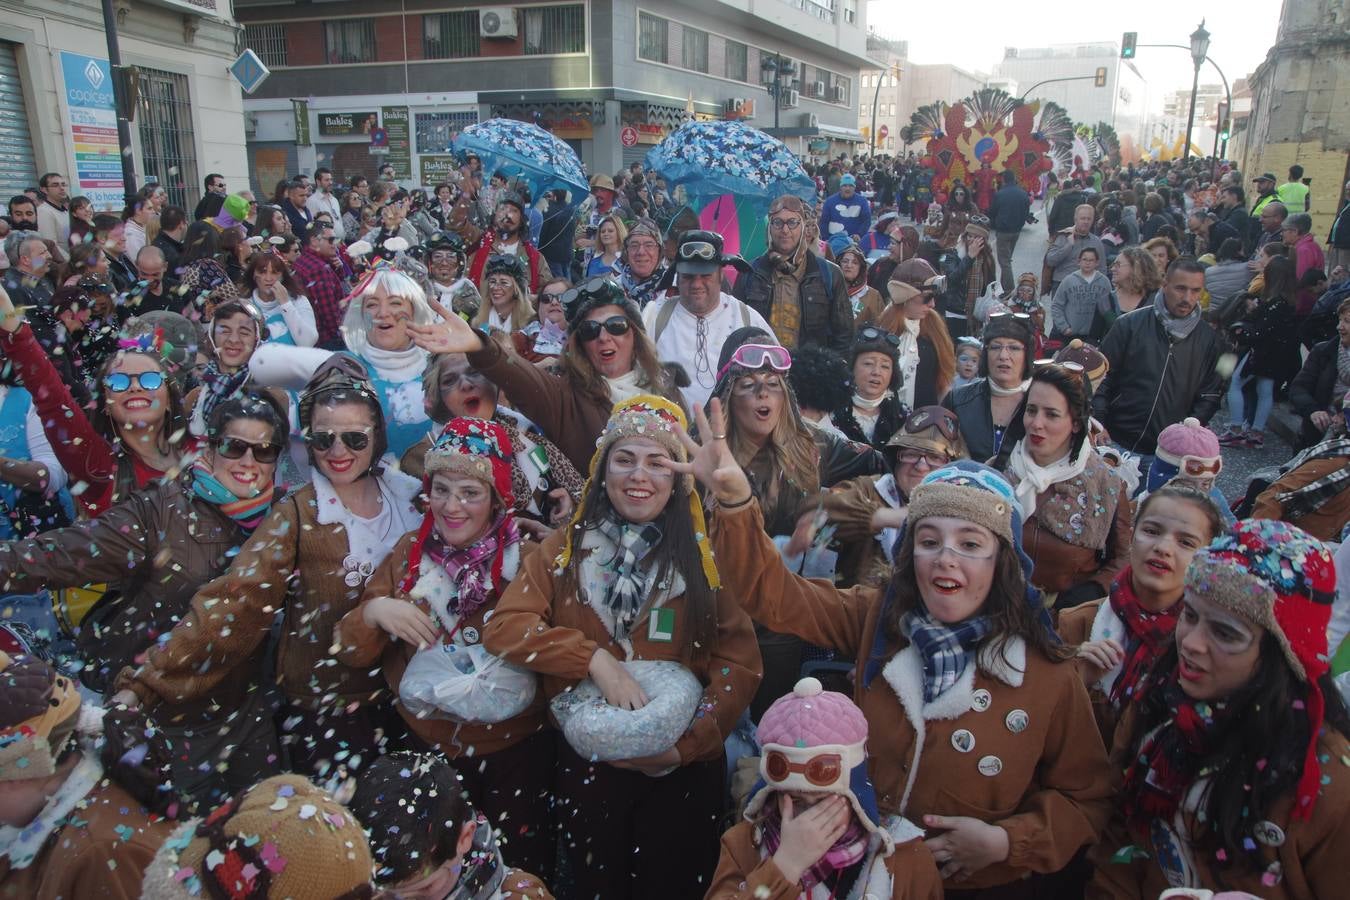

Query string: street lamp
869 63 900 157
1182 20 1210 162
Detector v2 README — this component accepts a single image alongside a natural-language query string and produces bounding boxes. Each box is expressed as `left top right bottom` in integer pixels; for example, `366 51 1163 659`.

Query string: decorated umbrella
645 120 815 260
453 117 589 204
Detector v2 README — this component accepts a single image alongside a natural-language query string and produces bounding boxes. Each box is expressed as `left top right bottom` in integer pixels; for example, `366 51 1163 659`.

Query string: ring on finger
712 433 726 440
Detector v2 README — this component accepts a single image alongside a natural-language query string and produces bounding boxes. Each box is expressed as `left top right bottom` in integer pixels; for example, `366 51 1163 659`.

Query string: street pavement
996 208 1290 507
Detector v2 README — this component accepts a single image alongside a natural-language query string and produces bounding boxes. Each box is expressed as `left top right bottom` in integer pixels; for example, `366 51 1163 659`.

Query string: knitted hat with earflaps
0 652 82 782
1184 520 1336 820
400 417 518 595
554 394 719 591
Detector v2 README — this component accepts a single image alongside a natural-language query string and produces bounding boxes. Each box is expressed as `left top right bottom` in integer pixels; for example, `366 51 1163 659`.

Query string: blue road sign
230 49 270 95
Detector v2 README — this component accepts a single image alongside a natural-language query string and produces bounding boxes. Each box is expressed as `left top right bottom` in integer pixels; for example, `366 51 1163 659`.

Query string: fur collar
1087 600 1126 694
880 637 1026 813
0 751 104 870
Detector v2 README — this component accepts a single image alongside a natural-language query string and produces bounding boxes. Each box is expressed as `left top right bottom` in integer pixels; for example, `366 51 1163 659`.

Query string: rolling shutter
0 42 38 198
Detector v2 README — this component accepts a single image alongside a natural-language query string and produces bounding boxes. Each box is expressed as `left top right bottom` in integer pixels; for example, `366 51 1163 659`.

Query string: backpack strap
653 297 679 343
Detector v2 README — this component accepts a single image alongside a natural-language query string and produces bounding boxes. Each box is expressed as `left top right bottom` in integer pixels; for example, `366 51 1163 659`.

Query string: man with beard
462 193 544 293
3 196 38 234
423 230 480 319
616 218 668 308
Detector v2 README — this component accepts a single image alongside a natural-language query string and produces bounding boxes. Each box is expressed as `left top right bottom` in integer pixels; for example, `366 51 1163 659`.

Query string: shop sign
318 112 379 136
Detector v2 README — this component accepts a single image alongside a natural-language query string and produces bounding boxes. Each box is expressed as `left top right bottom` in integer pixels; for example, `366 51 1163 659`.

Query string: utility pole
101 0 138 206
774 52 782 131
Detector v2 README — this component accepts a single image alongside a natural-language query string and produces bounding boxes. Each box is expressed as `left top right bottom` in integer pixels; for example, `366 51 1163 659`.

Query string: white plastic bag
398 643 536 724
550 659 703 762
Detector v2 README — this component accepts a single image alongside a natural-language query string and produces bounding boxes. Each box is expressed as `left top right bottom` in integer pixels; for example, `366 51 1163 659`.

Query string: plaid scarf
759 802 869 891
902 607 993 702
1106 566 1181 710
425 513 521 623
1274 437 1350 521
594 515 663 641
620 261 668 308
197 358 252 428
1122 674 1232 828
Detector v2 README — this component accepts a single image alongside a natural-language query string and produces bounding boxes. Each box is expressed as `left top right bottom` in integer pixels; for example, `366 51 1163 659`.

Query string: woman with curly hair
1110 245 1163 316
1142 235 1179 278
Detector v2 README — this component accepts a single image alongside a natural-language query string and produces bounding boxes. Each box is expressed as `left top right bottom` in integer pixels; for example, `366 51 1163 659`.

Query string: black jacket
1290 338 1341 447
1092 303 1224 455
943 378 1027 464
152 232 184 275
1220 205 1251 250
733 253 854 355
1047 190 1087 234
832 394 910 451
989 184 1031 233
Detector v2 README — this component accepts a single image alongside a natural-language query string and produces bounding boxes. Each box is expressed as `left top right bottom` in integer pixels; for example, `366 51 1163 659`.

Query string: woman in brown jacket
679 406 1112 897
999 361 1133 608
114 356 422 786
408 279 682 471
481 395 762 900
1087 520 1350 900
1057 483 1226 747
337 417 556 880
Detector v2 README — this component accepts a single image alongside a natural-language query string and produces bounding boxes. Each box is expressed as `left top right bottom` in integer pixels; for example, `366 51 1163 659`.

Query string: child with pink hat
706 676 942 899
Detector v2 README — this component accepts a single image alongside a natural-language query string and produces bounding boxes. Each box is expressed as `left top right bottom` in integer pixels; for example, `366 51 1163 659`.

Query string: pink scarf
759 803 869 891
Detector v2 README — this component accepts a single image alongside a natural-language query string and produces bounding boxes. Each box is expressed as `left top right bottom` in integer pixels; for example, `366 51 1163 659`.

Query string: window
888 103 896 116
415 111 479 154
639 13 668 63
860 104 868 116
244 23 288 68
423 11 480 59
682 26 709 73
524 4 585 54
725 39 748 81
324 19 376 64
844 0 858 23
136 67 199 211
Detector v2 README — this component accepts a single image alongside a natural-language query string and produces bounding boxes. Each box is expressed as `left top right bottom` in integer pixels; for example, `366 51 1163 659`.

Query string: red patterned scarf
1106 566 1181 710
759 801 869 892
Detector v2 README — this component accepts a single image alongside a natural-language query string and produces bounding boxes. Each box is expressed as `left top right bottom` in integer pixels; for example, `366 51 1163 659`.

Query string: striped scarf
594 515 663 641
759 802 868 891
902 607 992 702
189 460 276 532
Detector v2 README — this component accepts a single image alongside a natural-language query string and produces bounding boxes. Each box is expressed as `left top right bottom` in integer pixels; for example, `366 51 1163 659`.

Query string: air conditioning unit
479 8 518 39
800 113 818 129
831 84 846 102
811 80 826 97
781 89 800 109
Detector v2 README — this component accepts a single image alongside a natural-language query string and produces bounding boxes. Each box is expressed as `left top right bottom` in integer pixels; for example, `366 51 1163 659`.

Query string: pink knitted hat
1155 417 1222 471
756 676 868 750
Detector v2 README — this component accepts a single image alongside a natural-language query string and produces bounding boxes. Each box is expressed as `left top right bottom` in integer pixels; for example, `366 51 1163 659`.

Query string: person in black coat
942 311 1032 462
832 326 910 450
1290 296 1350 448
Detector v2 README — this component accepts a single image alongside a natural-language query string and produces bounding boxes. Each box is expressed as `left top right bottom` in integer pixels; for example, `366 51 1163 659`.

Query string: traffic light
1121 32 1137 59
1094 67 1107 88
1219 119 1230 141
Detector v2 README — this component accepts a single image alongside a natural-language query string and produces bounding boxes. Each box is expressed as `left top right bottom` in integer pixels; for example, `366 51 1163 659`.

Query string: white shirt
124 220 147 261
249 290 319 347
642 291 775 411
306 190 344 242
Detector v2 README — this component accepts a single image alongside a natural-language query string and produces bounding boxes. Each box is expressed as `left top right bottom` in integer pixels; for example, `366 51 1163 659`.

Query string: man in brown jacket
0 653 173 899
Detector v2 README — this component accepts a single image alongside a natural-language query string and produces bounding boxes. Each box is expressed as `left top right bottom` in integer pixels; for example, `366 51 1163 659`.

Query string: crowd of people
0 146 1348 900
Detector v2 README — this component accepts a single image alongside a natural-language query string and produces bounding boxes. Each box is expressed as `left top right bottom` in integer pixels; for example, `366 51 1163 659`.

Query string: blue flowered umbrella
453 118 589 204
643 120 815 206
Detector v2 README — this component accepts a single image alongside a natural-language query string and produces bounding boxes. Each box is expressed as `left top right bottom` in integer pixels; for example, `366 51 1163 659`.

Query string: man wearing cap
455 193 544 294
819 174 872 242
1250 171 1281 229
0 653 175 897
733 195 854 354
617 217 670 308
643 230 773 410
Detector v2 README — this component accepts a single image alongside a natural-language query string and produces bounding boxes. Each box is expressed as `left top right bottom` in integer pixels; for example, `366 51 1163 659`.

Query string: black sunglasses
575 315 631 343
305 429 372 452
856 326 902 349
213 437 282 464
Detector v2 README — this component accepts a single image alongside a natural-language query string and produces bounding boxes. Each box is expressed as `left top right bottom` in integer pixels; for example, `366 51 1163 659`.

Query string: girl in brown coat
680 402 1113 897
481 395 762 899
1057 484 1226 747
1087 520 1350 900
999 361 1133 608
337 416 556 880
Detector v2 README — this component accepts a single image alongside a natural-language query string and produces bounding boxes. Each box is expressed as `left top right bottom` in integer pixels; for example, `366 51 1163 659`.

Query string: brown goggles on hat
764 749 843 787
903 406 960 441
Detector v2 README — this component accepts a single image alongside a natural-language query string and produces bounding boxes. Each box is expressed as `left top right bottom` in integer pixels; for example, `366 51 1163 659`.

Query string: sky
867 0 1283 110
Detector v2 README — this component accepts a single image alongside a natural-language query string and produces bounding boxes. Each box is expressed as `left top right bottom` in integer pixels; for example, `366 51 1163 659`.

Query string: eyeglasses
626 239 660 253
770 218 803 230
897 449 951 469
716 343 791 383
430 483 492 506
677 241 718 262
901 407 960 441
764 750 843 787
103 371 165 393
913 535 998 560
539 291 565 303
305 429 372 452
986 341 1025 357
731 374 786 397
606 455 675 480
576 315 631 342
429 250 460 264
213 437 282 464
856 326 901 349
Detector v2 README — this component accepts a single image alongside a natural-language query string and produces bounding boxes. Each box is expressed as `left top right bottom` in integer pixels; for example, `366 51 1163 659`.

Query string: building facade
995 42 1149 158
0 0 247 211
858 36 986 156
236 0 873 192
1242 0 1350 236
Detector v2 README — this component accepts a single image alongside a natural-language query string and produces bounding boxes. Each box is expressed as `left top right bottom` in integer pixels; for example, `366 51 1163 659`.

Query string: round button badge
977 755 1003 777
970 689 992 712
950 729 975 753
1005 709 1029 734
461 626 480 645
